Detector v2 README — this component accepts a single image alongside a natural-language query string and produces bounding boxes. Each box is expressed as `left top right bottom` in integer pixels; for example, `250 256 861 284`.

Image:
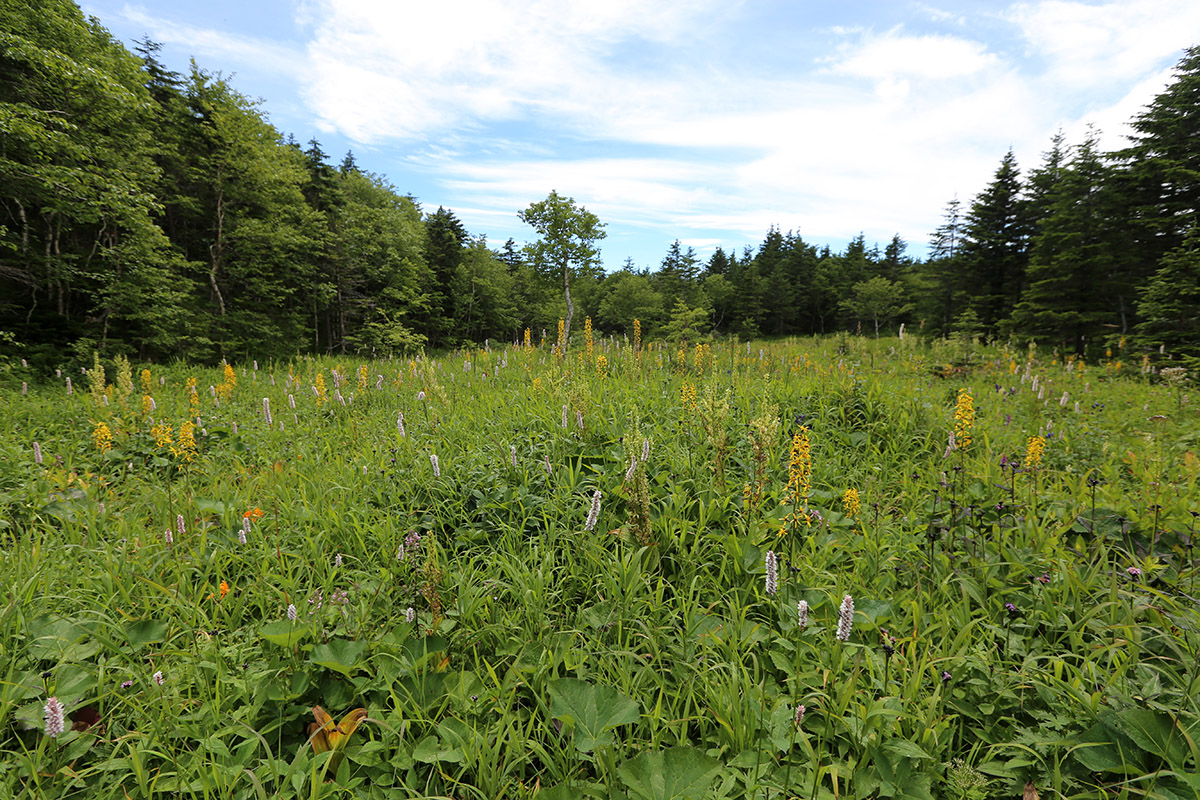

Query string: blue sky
81 0 1200 270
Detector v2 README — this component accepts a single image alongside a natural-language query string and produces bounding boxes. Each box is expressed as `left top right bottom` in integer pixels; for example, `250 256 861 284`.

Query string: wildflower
543 453 552 475
794 705 805 727
33 441 42 465
397 412 405 436
842 488 861 517
176 514 186 539
953 388 974 449
287 604 298 622
417 390 426 401
153 670 165 686
836 594 854 642
765 550 778 595
624 457 639 483
797 600 810 630
585 489 602 531
511 445 518 467
561 405 569 428
44 697 65 738
576 410 584 430
405 530 421 552
430 453 440 477
1025 435 1046 468
66 376 73 395
120 680 133 689
218 580 229 600
1004 602 1018 616
239 518 249 545
941 671 951 685
642 437 650 461
1036 572 1050 585
405 607 416 623
164 528 173 546
1126 566 1142 578
262 397 272 426
93 421 113 454
289 394 296 410
243 507 264 521
172 420 197 462
335 553 343 568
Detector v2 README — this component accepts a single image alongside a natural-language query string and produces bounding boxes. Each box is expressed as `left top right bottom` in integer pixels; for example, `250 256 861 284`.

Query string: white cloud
115 5 301 75
1009 0 1200 88
829 29 998 80
298 0 735 144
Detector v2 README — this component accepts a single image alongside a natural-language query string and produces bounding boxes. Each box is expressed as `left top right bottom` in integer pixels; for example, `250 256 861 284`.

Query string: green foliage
3 336 1199 798
840 275 911 338
662 300 710 344
1135 226 1200 369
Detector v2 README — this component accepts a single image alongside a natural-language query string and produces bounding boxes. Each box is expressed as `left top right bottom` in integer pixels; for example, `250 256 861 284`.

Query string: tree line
2 1 1198 367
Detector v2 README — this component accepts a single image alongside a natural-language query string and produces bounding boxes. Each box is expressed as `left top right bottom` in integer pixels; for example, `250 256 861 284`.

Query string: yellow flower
1026 435 1046 468
680 382 698 412
141 394 154 416
171 421 197 462
953 388 975 450
595 354 608 378
315 373 327 407
842 488 861 517
93 422 113 454
141 368 153 394
151 422 173 448
785 430 812 504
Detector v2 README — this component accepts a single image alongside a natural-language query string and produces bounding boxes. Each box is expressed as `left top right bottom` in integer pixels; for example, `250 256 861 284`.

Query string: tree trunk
209 181 227 315
562 262 574 345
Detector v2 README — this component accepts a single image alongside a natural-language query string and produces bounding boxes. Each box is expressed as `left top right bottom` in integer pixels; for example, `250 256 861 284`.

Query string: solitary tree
518 191 606 345
840 276 911 338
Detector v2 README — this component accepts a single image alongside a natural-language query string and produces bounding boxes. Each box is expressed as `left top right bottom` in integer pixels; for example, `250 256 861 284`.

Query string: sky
80 0 1200 270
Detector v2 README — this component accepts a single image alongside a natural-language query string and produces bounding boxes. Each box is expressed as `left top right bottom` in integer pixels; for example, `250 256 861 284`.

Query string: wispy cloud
115 4 302 75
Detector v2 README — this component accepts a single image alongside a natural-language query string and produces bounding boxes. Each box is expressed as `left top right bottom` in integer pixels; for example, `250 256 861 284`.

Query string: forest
2 0 1199 367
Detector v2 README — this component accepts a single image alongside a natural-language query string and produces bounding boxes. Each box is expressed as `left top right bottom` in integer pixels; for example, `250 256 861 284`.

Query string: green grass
1 336 1198 799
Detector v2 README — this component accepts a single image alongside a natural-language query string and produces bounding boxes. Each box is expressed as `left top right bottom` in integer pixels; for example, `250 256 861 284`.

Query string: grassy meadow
2 334 1199 799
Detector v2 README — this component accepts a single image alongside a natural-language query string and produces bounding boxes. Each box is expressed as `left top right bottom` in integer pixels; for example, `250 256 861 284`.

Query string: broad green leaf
548 678 640 753
411 734 463 764
310 639 367 676
259 620 312 647
1114 708 1186 762
618 746 721 800
125 619 168 649
194 499 226 515
882 738 934 761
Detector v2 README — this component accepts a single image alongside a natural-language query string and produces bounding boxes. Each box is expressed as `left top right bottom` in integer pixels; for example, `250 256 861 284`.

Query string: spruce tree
960 151 1030 335
1009 131 1124 354
1135 226 1200 367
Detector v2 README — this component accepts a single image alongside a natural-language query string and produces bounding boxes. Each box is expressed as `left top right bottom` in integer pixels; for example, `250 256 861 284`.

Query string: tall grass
1 336 1197 799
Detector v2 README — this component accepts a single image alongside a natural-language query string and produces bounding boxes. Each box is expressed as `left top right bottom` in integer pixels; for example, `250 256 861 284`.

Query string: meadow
1 332 1198 800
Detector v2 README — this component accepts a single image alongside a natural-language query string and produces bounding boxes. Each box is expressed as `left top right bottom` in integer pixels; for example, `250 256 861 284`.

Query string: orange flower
219 580 229 600
243 507 264 520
